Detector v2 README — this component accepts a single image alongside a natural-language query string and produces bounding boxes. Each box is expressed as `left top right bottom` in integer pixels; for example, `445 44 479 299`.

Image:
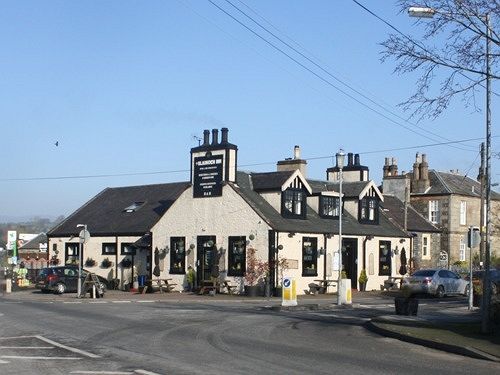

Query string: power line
208 0 476 152
1 136 493 182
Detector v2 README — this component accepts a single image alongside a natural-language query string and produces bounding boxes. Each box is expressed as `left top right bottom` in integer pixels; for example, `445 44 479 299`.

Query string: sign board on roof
193 154 223 198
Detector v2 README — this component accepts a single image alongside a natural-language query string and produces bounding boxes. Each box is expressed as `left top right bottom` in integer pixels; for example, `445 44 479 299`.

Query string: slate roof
381 195 440 233
308 179 369 198
250 171 295 191
18 233 47 250
415 170 500 199
48 182 191 237
233 172 409 238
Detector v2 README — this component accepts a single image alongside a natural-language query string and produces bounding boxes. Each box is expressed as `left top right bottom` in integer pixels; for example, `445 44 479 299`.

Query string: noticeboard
193 154 223 198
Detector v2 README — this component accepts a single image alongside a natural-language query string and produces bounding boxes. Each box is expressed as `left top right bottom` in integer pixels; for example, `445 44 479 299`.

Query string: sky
0 0 498 221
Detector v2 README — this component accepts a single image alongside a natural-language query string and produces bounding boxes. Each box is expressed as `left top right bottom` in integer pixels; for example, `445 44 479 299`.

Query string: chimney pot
354 154 360 166
203 130 210 145
294 145 301 160
221 127 229 144
211 129 219 145
347 153 354 166
385 157 391 166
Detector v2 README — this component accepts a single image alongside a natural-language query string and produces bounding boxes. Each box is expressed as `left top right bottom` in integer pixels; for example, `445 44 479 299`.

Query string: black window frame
102 243 117 255
359 197 379 224
319 195 340 218
170 237 186 274
227 236 246 277
64 243 79 265
282 188 307 219
121 243 136 256
378 241 391 276
302 237 318 277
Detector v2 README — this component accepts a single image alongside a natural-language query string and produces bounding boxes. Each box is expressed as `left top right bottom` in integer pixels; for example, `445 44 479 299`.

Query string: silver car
402 269 469 298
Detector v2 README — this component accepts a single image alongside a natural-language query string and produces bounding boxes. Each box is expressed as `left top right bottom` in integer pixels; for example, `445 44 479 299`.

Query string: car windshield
412 270 435 277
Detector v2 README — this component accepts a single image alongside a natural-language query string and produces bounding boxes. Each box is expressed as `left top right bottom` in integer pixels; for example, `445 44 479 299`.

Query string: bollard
6 278 12 294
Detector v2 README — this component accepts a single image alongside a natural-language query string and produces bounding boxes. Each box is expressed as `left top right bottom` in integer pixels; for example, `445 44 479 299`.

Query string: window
422 235 430 259
121 243 136 255
228 236 246 276
378 241 391 276
320 196 339 218
65 243 79 265
302 237 318 276
359 197 378 224
429 200 440 224
102 243 117 255
459 237 466 261
123 201 145 213
282 188 306 218
460 201 467 225
170 237 186 274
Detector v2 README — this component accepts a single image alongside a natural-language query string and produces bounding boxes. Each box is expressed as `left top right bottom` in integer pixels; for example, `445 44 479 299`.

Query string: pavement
2 287 499 362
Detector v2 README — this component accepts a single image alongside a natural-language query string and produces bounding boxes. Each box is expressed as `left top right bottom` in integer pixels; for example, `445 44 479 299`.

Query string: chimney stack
354 153 360 166
347 153 354 166
294 145 301 159
277 145 307 176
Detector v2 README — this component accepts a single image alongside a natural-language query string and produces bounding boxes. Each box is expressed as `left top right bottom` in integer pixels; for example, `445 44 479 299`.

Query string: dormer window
359 197 378 224
282 188 306 218
320 196 340 218
123 201 145 213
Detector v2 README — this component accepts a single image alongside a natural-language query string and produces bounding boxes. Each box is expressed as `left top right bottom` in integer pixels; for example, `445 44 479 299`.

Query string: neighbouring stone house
382 154 500 268
48 128 417 294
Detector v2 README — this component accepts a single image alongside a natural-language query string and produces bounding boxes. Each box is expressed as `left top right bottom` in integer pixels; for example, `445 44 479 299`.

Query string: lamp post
76 224 89 298
336 149 345 306
409 6 493 332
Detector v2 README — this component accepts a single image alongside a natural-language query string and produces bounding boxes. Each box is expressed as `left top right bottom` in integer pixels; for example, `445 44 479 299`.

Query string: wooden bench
150 279 177 293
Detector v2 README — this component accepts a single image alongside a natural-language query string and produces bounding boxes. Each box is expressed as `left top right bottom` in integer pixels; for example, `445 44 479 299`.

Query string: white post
336 150 345 306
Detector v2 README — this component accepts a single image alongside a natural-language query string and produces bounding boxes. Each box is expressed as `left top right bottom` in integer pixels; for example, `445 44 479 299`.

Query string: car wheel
54 283 66 294
436 285 445 298
463 284 470 297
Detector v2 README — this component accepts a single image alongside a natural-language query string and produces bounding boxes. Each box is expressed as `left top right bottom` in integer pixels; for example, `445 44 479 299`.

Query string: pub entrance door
196 236 217 288
342 238 358 290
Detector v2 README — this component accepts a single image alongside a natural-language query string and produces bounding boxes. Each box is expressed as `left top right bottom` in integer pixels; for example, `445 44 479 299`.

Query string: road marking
112 301 132 303
0 356 82 360
64 302 83 304
135 370 163 375
0 346 54 349
0 335 38 340
0 359 9 364
137 300 155 303
36 336 101 358
71 372 133 374
89 301 108 304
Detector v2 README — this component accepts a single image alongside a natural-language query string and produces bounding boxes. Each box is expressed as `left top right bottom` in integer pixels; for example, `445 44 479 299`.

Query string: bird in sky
54 141 59 147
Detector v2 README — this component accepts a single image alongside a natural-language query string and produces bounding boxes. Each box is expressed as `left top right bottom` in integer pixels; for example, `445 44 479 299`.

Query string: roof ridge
432 170 452 194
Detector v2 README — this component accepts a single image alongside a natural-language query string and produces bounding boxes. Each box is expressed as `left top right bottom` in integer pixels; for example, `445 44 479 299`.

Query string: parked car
402 269 469 298
35 266 108 295
465 269 500 295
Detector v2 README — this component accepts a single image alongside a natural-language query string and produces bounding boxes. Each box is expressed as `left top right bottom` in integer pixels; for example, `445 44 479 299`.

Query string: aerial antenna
192 134 202 146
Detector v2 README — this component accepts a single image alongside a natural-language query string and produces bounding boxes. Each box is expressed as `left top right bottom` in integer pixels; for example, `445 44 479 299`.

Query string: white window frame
429 200 440 224
460 201 467 225
459 237 466 262
422 235 430 259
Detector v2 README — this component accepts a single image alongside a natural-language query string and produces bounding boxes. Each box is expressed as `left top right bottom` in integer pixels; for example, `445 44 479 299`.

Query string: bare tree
381 0 499 120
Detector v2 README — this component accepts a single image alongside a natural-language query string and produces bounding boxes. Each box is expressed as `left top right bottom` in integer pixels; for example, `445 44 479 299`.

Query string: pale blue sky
0 0 497 220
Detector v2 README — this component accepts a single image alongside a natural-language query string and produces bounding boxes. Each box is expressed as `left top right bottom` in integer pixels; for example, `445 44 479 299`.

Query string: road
0 294 497 374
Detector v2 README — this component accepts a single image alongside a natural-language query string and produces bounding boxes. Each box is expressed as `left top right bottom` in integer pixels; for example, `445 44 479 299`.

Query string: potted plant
358 269 368 292
244 248 268 297
85 257 96 267
101 258 113 268
49 256 60 266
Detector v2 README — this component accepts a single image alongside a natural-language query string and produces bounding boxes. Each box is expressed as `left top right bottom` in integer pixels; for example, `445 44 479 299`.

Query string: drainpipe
323 234 328 283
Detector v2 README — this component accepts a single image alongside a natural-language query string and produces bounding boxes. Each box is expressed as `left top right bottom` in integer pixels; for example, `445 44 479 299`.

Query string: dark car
466 269 500 295
35 266 108 295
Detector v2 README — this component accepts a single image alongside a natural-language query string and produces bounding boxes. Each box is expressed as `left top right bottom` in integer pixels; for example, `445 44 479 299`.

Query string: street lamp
336 149 345 306
76 224 89 298
409 6 493 332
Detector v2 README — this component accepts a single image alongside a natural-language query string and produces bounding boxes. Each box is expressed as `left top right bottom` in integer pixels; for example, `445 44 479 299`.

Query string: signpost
77 225 90 298
468 226 481 310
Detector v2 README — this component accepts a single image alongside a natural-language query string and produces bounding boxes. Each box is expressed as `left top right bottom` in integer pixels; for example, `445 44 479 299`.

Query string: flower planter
245 285 262 297
359 282 366 292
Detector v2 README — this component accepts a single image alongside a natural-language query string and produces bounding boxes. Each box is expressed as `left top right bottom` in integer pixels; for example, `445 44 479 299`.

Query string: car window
447 271 459 279
412 270 436 277
65 268 76 277
438 270 448 278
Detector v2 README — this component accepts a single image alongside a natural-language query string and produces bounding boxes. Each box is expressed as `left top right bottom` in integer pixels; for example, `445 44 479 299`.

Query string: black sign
193 155 223 198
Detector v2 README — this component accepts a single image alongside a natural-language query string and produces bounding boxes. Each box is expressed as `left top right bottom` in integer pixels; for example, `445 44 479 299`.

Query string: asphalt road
0 295 498 375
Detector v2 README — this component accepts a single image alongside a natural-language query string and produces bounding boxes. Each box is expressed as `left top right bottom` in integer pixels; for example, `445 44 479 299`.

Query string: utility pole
479 142 485 265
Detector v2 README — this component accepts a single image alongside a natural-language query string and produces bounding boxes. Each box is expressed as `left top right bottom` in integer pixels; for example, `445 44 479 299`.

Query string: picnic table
313 279 338 294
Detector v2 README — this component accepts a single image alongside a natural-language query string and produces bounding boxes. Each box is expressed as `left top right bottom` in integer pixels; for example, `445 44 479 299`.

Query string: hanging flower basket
121 258 132 268
101 258 113 268
85 258 96 267
50 256 60 266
